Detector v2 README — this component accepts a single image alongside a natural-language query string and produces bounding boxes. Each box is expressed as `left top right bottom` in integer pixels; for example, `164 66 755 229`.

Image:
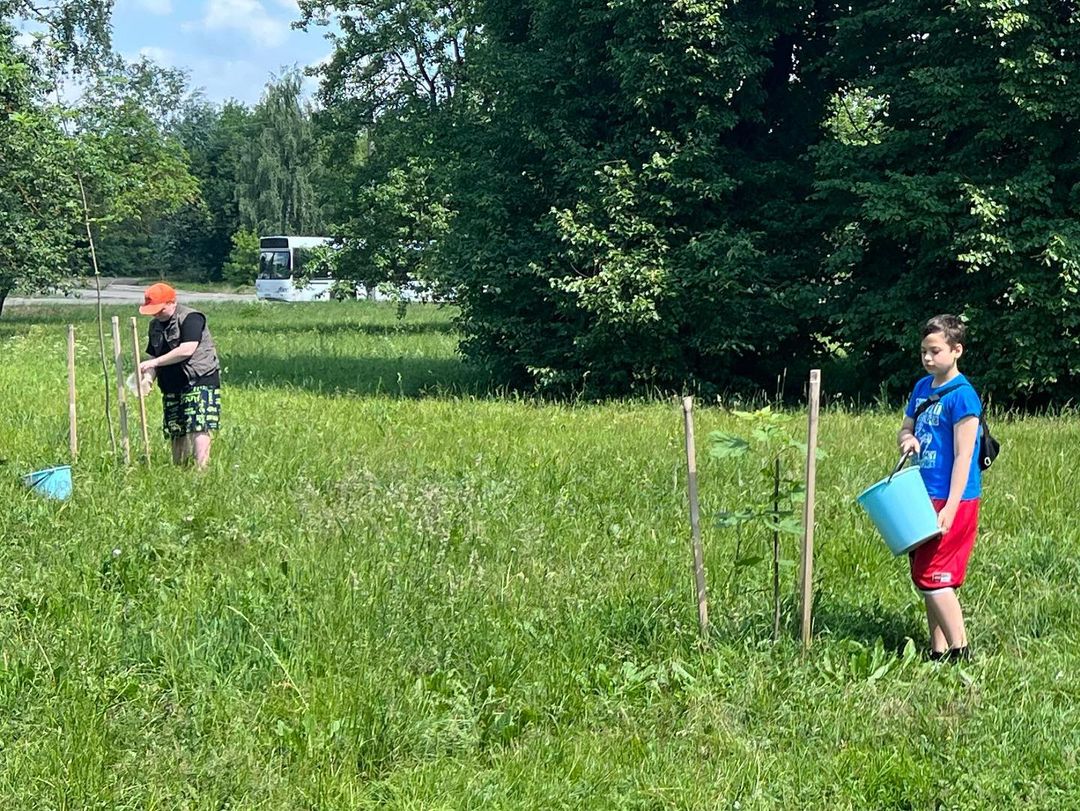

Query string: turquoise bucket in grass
21 465 72 501
856 456 940 556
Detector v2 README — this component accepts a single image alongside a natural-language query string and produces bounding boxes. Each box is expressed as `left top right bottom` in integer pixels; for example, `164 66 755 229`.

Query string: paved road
8 283 255 307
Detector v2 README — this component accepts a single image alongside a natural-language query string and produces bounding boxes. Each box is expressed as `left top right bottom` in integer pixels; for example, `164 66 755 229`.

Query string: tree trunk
0 287 8 319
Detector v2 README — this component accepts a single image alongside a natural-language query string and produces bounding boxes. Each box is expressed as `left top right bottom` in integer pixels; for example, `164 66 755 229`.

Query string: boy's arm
139 341 198 374
937 415 979 532
897 416 920 455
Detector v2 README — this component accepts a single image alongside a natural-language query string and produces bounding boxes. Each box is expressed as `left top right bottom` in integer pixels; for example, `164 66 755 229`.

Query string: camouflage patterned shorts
162 386 221 439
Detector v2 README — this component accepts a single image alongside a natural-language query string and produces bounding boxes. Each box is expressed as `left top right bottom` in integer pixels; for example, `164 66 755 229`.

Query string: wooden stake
800 369 821 649
110 316 131 466
772 456 781 642
67 324 77 462
130 317 151 464
681 396 710 639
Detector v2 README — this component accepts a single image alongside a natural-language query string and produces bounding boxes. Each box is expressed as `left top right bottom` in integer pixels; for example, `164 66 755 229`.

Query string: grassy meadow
1 301 1079 809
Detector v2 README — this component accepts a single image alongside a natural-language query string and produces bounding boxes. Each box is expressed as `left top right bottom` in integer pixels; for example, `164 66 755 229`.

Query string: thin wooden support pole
773 457 781 642
800 369 821 649
67 325 77 462
130 317 151 464
110 316 131 466
682 396 710 640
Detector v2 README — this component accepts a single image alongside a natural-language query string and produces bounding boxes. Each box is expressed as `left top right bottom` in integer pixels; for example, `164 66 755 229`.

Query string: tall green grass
1 302 1078 809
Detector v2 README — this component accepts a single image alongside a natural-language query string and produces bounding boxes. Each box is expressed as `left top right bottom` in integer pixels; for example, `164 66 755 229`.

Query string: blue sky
111 0 336 106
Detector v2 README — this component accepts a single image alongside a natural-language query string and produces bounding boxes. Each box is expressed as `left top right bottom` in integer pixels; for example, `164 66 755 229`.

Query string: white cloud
183 56 323 106
308 50 333 70
199 0 291 47
51 74 91 106
132 0 174 13
138 45 174 64
14 31 37 49
185 57 268 105
301 74 320 106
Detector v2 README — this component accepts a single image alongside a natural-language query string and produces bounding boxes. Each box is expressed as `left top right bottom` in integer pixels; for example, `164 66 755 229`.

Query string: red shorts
909 498 980 591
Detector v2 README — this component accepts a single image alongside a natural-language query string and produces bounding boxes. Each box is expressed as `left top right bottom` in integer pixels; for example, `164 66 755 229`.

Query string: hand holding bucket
857 452 941 556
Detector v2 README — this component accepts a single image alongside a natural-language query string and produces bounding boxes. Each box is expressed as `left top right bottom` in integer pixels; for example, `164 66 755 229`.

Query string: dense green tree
72 59 200 276
236 71 324 236
304 1 1080 403
299 0 470 114
96 96 251 281
0 2 198 315
0 0 113 70
465 0 838 393
85 59 206 280
180 101 250 279
304 0 837 394
813 3 1080 402
0 1 116 315
299 0 470 289
0 26 80 316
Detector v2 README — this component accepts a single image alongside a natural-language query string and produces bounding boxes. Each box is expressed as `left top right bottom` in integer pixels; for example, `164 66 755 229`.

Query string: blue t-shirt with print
904 374 983 500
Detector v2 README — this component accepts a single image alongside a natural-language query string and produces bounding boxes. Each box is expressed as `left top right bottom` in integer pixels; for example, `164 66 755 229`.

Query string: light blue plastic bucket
856 463 940 556
21 465 72 501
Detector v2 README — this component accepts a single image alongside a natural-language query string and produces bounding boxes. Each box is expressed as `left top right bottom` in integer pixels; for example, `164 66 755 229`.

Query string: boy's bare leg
192 431 212 470
923 588 967 650
924 599 948 653
172 435 193 465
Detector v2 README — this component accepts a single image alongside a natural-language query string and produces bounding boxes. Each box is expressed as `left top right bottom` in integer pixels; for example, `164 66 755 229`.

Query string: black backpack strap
911 381 969 422
911 380 997 470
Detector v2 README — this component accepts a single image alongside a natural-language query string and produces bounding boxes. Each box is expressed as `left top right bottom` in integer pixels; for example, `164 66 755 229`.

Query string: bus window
255 235 335 301
258 249 291 280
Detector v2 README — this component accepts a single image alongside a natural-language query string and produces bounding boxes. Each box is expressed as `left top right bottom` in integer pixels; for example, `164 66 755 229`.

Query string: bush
221 228 259 285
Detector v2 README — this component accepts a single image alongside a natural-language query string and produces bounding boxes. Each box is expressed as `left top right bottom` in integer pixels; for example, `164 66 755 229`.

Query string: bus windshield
258 250 291 280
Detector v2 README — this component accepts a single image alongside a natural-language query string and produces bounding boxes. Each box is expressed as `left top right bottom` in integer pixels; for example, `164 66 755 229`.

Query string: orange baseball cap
139 283 177 315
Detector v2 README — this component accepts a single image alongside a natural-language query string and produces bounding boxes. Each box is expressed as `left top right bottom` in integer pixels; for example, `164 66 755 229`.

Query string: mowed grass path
1 302 1079 809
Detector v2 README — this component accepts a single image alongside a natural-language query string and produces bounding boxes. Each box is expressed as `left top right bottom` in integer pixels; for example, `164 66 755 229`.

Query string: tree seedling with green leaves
709 407 825 641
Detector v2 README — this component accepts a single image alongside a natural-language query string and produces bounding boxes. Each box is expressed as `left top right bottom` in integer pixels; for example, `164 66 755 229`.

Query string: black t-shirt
147 312 221 393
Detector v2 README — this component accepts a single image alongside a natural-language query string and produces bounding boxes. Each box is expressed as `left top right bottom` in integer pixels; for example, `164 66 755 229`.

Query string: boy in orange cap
138 283 221 469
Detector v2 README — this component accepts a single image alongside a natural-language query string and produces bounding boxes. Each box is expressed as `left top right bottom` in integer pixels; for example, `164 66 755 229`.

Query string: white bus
255 235 334 302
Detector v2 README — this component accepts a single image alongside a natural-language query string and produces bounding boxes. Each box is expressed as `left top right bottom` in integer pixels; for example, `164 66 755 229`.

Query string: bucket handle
24 467 62 487
27 469 54 485
887 451 914 484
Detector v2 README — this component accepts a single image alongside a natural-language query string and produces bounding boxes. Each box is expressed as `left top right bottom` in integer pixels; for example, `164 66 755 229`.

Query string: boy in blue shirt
897 314 983 662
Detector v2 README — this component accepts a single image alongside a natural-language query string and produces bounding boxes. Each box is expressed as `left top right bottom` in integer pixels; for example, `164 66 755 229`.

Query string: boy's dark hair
922 314 966 348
